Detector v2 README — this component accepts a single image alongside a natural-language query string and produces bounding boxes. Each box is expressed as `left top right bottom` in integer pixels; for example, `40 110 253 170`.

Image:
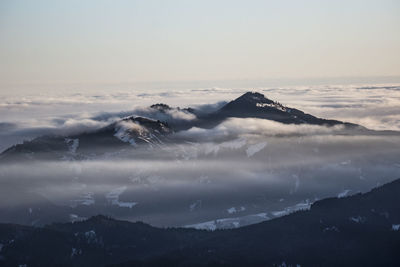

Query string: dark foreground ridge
1 178 399 266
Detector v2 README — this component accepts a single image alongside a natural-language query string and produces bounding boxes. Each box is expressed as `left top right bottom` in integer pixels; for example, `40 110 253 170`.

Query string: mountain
0 92 363 162
196 92 361 128
0 116 172 161
1 178 399 266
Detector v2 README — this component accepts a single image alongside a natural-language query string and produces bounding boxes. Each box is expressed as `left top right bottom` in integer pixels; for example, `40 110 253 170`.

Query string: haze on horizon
0 0 400 88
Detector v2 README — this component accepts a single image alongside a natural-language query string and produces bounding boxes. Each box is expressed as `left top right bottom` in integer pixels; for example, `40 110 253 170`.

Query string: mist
1 118 399 228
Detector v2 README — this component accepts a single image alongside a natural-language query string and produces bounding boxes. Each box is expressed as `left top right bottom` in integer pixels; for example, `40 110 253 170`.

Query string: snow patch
340 160 351 165
106 186 137 208
71 247 82 258
256 102 287 112
323 226 340 232
203 138 246 156
246 142 267 157
338 189 351 198
69 214 86 223
114 121 145 146
190 200 202 212
227 206 246 214
72 192 95 207
271 201 311 217
85 230 96 239
221 138 247 150
349 216 366 223
185 212 269 230
82 230 101 244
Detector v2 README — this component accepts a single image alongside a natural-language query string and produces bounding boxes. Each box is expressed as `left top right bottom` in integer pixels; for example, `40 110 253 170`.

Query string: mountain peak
218 92 278 114
150 103 171 111
236 91 274 105
212 91 355 127
87 214 115 223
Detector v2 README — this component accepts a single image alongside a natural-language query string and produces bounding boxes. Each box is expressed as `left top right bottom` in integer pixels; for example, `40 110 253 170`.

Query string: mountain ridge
0 177 399 266
0 92 367 161
207 91 360 127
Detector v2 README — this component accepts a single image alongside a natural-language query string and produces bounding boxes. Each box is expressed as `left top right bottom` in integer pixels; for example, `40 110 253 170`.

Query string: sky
0 0 400 87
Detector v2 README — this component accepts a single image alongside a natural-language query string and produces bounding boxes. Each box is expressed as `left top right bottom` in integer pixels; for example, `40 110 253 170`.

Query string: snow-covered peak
114 116 171 147
238 92 274 104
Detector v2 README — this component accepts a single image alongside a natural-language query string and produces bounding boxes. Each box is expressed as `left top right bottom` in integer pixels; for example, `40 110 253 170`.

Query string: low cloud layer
176 118 346 142
1 83 400 151
1 131 400 227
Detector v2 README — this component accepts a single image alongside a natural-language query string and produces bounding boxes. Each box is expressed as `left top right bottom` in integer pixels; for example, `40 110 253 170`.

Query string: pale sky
0 0 399 85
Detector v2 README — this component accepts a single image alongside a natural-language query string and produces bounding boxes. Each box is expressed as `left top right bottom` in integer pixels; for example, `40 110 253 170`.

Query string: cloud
191 101 227 115
258 84 400 131
114 120 147 145
0 116 113 152
175 118 345 143
57 118 111 135
1 129 400 227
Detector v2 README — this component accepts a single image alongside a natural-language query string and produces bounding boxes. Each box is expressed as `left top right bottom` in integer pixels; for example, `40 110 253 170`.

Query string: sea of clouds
1 83 399 152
